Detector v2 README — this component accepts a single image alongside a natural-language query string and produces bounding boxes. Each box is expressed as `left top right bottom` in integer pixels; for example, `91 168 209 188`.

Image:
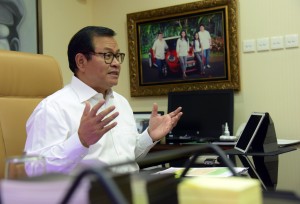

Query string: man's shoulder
153 39 160 45
112 91 126 100
42 85 74 105
112 91 130 104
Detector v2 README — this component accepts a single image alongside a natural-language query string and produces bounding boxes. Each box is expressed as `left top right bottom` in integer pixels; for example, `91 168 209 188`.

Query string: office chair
0 50 63 179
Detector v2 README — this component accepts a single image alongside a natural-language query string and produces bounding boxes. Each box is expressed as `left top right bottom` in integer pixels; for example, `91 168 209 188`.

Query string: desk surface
151 142 300 152
148 143 300 197
225 146 296 156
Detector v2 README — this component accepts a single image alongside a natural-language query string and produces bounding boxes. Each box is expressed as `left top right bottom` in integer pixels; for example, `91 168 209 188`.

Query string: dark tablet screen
234 113 265 153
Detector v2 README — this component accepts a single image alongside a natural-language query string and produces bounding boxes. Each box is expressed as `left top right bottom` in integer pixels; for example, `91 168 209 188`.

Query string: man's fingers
171 111 183 128
98 121 118 134
98 112 119 127
169 107 182 117
95 105 116 122
90 99 106 116
173 107 182 114
82 101 91 117
151 103 159 117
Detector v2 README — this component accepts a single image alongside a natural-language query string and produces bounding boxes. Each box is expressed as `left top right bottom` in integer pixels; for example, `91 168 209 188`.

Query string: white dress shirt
152 39 168 59
198 30 211 50
25 76 155 174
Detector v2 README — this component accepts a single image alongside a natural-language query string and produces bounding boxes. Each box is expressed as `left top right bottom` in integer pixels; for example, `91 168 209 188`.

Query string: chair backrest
0 50 63 178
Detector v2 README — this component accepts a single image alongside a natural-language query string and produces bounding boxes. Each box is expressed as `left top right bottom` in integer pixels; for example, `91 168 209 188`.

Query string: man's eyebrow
102 48 120 53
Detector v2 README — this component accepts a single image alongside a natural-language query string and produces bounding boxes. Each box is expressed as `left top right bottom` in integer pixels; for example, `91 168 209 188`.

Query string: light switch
271 36 284 50
256 37 269 51
243 39 255 53
285 34 299 48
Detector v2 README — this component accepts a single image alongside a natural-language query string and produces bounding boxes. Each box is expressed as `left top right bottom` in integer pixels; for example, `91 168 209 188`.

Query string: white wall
40 0 93 83
40 0 300 194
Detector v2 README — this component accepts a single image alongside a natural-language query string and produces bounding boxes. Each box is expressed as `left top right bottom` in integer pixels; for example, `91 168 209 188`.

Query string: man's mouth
108 70 119 76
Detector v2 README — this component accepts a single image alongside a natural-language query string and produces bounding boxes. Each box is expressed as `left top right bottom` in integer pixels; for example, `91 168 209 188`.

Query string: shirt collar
70 76 114 103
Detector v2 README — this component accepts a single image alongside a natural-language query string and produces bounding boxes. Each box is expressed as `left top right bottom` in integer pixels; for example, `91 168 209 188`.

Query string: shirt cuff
141 128 160 146
140 128 155 145
64 132 89 159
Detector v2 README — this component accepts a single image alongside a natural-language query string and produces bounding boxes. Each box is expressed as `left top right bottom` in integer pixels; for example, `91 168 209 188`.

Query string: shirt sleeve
25 102 89 173
152 40 156 50
120 100 157 160
207 31 211 39
164 40 168 50
135 128 159 161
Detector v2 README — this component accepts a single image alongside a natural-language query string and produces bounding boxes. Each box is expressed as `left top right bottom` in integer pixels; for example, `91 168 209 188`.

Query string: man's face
0 24 10 50
158 33 163 40
200 26 205 31
78 36 122 94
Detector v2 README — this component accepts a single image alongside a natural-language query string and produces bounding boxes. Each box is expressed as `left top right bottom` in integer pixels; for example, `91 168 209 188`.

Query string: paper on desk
154 167 248 177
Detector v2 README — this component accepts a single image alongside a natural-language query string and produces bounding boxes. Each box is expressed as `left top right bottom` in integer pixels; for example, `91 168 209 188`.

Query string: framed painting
134 111 164 134
127 0 239 96
0 0 42 53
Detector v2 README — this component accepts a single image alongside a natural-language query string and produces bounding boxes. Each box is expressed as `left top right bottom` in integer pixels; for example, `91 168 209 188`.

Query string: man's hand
78 100 119 147
148 103 182 141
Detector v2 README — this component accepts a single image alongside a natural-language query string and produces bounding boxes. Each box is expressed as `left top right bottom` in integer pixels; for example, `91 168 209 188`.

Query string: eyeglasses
90 52 125 64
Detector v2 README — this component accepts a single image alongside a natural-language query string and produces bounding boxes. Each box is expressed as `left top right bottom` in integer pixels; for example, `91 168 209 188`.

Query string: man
198 24 212 69
152 31 168 77
0 0 24 50
25 26 182 174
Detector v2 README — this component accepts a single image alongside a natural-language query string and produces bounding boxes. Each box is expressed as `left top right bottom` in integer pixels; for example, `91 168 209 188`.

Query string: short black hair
67 26 116 74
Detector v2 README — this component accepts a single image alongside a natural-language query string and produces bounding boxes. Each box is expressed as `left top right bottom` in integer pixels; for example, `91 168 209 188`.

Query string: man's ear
75 53 87 72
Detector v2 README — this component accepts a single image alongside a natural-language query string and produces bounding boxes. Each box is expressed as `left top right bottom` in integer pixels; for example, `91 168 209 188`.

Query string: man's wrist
79 135 89 148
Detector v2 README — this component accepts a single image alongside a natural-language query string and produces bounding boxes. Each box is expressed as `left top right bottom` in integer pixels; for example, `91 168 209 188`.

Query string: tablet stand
225 112 297 191
238 155 277 191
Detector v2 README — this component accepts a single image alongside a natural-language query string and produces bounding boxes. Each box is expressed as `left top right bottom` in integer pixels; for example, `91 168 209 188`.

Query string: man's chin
108 80 118 87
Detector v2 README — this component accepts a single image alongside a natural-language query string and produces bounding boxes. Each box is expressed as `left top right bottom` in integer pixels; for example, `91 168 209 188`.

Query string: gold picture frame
127 0 239 97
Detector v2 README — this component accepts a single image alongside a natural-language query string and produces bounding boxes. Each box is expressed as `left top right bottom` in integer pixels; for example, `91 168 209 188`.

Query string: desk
224 146 296 191
148 143 300 196
150 143 233 152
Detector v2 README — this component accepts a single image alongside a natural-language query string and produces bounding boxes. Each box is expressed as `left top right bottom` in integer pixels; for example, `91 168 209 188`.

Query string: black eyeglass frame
89 52 126 64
